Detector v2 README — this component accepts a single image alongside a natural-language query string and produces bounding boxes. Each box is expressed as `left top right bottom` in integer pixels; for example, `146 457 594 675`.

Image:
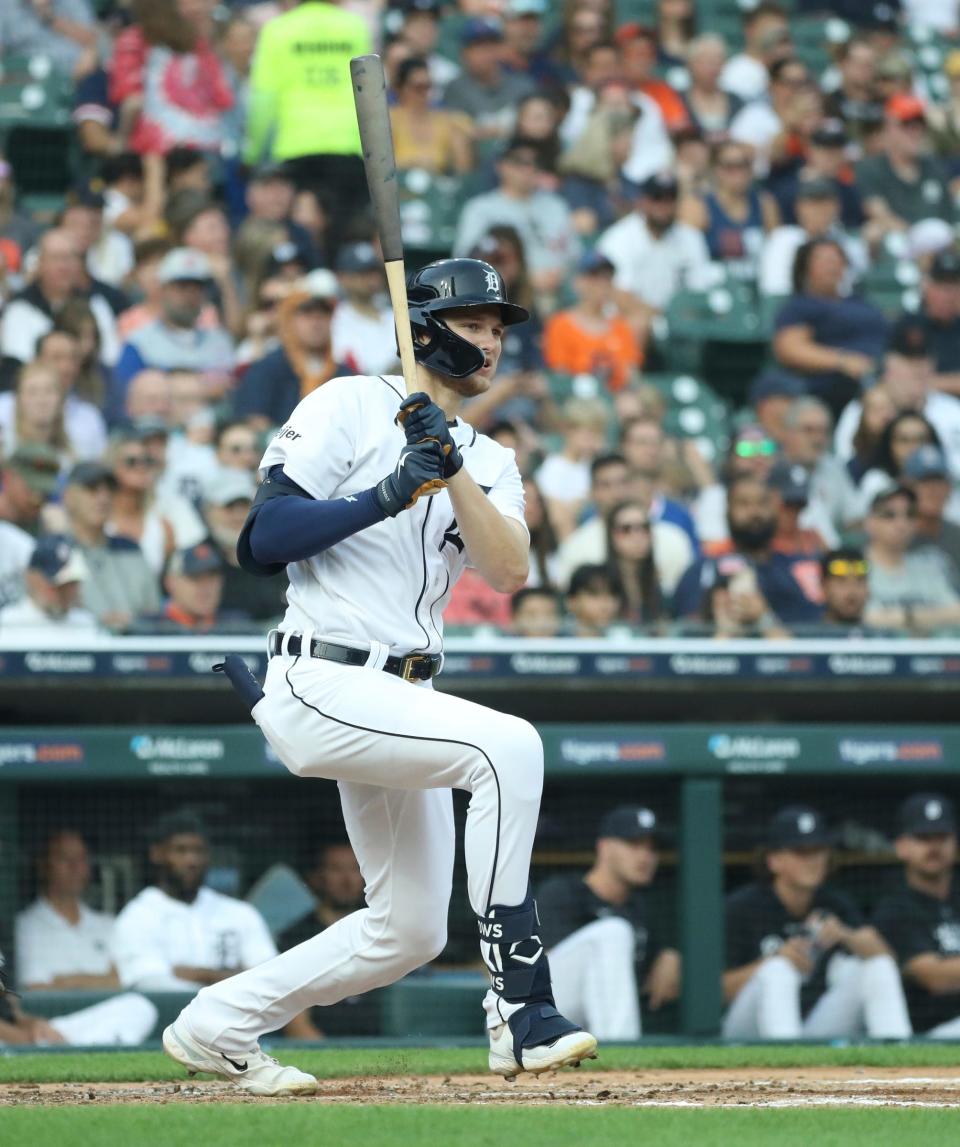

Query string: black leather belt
268 631 441 682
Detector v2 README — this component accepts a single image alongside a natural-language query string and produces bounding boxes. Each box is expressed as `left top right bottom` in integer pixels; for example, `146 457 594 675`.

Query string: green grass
1 1106 957 1147
2 1042 960 1084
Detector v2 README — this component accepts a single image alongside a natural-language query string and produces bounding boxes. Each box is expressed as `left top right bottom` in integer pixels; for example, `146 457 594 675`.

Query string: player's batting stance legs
163 258 598 1096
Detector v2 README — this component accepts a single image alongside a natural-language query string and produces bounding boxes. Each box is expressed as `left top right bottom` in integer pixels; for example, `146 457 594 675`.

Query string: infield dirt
3 1066 960 1108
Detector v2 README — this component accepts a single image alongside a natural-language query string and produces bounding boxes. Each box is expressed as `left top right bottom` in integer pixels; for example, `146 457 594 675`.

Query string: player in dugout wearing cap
722 805 911 1040
874 794 960 1037
536 805 680 1041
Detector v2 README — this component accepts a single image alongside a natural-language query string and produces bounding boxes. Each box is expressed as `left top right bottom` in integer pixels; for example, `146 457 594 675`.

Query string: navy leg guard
478 894 584 1062
213 655 265 712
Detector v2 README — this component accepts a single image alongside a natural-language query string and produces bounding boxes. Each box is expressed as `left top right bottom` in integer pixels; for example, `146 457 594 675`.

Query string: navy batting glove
375 440 447 517
397 393 463 479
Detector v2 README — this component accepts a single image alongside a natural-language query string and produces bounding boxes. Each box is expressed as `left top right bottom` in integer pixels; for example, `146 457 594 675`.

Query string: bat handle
385 259 419 397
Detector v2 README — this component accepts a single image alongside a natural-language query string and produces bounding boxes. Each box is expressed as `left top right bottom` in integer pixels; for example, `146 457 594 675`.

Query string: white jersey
111 885 277 991
0 521 33 609
15 897 115 987
258 373 526 656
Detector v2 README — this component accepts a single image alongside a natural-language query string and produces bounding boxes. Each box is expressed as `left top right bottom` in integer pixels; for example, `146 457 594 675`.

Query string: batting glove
397 392 463 478
375 440 447 517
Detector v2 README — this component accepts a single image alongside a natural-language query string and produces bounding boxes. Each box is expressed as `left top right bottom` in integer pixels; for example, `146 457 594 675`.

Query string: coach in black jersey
873 793 960 1037
536 805 680 1041
723 805 910 1039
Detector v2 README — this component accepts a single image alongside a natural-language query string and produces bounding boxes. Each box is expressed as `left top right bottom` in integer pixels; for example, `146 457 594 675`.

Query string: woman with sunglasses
857 411 945 515
389 57 474 176
680 139 779 281
604 500 664 630
106 430 185 574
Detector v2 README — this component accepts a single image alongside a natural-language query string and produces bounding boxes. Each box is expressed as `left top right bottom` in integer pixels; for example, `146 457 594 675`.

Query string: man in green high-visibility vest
245 1 372 246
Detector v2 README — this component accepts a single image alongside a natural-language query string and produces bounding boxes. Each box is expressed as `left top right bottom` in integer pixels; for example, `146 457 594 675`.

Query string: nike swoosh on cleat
221 1053 248 1072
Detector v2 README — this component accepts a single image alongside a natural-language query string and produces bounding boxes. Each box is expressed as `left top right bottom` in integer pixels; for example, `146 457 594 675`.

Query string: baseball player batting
161 257 599 1095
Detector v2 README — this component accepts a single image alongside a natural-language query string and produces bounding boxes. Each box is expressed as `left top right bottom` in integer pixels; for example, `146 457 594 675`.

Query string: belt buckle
401 654 430 682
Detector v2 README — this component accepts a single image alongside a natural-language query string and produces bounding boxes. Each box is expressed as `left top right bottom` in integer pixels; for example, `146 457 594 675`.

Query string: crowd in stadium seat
0 0 959 639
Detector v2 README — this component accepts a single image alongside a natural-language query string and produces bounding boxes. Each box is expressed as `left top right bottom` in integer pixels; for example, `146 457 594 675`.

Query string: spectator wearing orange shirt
616 24 690 133
543 251 642 393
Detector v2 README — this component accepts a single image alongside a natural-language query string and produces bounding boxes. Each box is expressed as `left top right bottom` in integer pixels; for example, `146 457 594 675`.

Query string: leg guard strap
508 1003 581 1066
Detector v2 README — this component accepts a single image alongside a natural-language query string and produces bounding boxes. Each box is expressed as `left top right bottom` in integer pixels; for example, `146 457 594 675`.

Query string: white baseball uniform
179 373 546 1055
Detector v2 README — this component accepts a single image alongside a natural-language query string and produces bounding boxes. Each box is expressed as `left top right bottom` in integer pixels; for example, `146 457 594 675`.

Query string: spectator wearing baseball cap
873 794 960 1037
200 470 285 624
542 250 642 393
766 459 828 598
723 804 910 1041
535 805 679 1041
594 171 712 314
234 269 350 429
911 251 960 394
900 444 960 577
748 368 807 444
444 18 536 146
331 243 397 377
760 176 868 298
130 541 239 635
61 461 160 632
454 139 579 299
854 93 955 241
772 118 865 231
0 535 98 633
500 0 566 90
0 444 61 536
864 480 960 634
111 248 236 422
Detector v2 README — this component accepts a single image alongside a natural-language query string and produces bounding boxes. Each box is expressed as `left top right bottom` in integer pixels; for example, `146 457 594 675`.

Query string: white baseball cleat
488 1022 599 1080
163 1019 318 1097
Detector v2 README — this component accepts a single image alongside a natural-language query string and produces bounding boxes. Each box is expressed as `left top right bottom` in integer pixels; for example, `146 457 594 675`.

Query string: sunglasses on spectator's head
734 439 778 458
120 454 158 469
825 559 868 578
645 189 678 201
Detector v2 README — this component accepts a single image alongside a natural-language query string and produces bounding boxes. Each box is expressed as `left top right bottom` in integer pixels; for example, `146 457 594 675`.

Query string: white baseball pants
722 953 912 1040
45 993 157 1046
180 647 544 1055
548 917 642 1040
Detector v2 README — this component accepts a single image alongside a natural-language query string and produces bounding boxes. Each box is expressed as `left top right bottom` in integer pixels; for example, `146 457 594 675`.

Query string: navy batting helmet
406 258 529 379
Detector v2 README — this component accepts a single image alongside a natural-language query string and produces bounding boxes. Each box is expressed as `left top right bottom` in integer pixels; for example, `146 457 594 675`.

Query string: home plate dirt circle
3 1067 960 1107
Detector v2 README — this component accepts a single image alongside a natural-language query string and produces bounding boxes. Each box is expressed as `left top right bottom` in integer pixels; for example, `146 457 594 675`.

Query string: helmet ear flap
409 309 485 379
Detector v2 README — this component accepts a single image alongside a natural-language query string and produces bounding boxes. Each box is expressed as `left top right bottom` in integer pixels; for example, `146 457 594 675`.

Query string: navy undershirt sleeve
247 471 387 567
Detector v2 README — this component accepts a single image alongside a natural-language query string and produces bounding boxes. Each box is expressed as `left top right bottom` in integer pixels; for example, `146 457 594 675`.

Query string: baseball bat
350 54 418 398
